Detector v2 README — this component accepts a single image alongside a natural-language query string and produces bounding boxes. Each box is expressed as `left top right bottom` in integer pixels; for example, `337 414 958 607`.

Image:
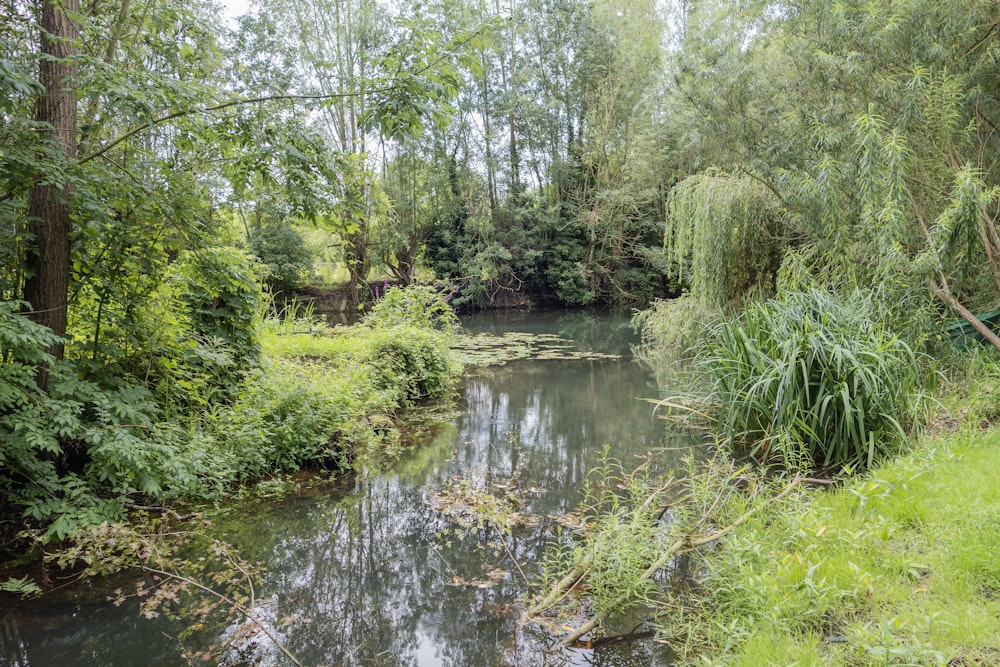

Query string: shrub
248 224 314 295
699 288 924 470
362 283 459 332
206 359 377 479
175 247 264 403
665 173 783 308
181 247 263 368
0 303 206 539
361 326 456 405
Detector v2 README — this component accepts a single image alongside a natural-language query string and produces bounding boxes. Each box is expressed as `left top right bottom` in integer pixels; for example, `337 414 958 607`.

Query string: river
1 310 698 667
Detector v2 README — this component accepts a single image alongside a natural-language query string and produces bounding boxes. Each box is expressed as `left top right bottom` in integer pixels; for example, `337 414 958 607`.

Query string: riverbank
684 425 1000 665
0 285 460 565
516 340 1000 664
658 364 1000 665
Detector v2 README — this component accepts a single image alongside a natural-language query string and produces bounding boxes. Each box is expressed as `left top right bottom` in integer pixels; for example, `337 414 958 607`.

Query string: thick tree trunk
23 0 79 369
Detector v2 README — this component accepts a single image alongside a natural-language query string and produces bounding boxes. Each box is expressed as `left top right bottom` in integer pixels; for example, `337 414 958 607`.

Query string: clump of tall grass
700 288 925 470
632 295 717 391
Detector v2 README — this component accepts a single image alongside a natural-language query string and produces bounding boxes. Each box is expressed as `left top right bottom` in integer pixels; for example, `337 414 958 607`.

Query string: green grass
700 288 925 471
689 427 1000 665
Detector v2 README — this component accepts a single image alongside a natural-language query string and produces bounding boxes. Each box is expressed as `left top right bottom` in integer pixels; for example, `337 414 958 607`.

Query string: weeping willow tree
664 172 783 308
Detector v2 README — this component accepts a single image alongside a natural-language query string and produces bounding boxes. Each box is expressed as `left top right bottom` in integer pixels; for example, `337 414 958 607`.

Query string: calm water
1 311 697 667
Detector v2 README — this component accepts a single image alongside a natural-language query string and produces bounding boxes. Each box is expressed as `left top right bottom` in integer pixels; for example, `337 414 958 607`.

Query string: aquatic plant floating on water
451 331 622 367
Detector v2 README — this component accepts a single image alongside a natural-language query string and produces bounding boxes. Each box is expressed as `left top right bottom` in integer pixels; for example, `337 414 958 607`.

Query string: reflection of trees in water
456 360 671 517
236 357 674 666
0 350 676 667
252 477 544 667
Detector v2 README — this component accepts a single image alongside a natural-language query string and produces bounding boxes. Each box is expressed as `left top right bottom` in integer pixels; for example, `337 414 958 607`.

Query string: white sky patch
219 0 251 25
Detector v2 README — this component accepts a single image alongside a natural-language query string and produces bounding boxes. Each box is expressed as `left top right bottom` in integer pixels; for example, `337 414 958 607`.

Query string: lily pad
451 331 622 366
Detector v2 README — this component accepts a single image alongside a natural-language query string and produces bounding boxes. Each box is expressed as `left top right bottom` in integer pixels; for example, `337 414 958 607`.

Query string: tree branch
76 25 488 167
928 279 1000 354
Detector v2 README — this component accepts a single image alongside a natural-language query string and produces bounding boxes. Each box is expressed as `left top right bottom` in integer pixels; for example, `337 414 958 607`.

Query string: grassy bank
200 313 459 485
526 375 1000 665
0 284 460 552
688 422 1000 665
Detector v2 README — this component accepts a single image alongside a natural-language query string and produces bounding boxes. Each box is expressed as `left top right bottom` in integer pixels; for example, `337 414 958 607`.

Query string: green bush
0 280 461 542
362 282 459 332
362 326 456 405
206 360 376 479
249 224 314 295
177 247 264 401
0 303 205 538
700 289 924 470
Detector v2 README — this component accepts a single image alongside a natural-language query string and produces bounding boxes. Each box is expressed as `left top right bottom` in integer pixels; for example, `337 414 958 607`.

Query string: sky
219 0 251 24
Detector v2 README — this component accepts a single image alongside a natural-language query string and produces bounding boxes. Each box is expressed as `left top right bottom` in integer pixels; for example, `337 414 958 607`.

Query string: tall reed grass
700 289 924 470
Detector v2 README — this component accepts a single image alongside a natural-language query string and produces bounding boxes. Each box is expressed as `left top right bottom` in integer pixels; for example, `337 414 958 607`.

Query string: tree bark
23 0 79 371
929 280 1000 355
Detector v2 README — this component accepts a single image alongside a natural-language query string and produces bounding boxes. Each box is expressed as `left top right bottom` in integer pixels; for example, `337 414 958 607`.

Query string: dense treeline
3 0 1000 558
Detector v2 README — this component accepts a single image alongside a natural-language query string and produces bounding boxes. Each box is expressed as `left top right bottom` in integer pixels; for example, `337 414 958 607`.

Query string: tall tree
23 0 79 366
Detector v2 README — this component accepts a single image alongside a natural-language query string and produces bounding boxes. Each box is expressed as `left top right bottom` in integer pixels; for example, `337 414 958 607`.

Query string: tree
665 0 1000 345
23 0 79 368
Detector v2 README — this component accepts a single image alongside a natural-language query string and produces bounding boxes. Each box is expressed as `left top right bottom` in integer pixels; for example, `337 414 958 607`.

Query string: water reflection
0 312 695 667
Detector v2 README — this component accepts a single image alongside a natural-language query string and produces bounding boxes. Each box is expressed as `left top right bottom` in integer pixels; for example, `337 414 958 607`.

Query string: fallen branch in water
520 558 593 623
553 474 804 648
520 476 677 624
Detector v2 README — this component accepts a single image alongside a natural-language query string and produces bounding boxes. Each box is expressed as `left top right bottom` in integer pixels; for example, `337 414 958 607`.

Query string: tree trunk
929 280 1000 355
345 229 370 308
23 0 79 372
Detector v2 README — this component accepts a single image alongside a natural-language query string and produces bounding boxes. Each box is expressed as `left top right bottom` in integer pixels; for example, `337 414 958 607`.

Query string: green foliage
0 302 200 539
0 280 461 541
361 327 457 405
631 296 717 390
534 429 1000 663
362 282 459 332
682 429 1000 665
0 576 41 599
537 450 678 619
179 247 263 389
665 173 782 309
205 360 370 479
699 289 924 470
249 225 314 295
